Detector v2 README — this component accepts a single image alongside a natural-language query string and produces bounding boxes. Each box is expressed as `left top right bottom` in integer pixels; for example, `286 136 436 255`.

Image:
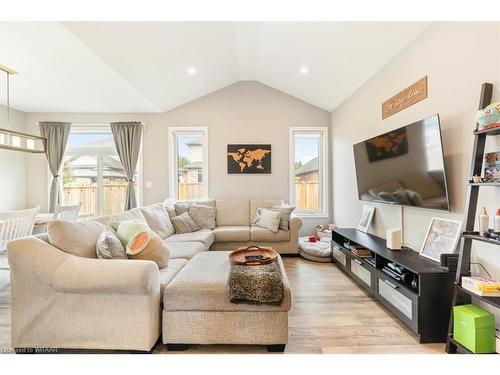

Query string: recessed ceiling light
299 66 309 75
187 67 197 75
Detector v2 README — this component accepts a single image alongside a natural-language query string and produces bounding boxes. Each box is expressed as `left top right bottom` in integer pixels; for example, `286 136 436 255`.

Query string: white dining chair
0 206 40 256
53 203 81 221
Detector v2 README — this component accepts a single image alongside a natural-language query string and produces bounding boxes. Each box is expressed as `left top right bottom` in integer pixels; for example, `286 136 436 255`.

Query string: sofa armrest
289 214 303 234
8 236 160 296
52 257 159 295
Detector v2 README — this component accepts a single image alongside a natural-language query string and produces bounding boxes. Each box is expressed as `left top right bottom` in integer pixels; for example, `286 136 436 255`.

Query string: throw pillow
188 204 216 229
171 212 200 234
140 203 175 239
112 220 169 269
406 189 424 206
174 202 191 216
162 199 177 219
271 205 295 231
391 188 412 205
96 229 128 259
252 208 281 233
48 220 106 258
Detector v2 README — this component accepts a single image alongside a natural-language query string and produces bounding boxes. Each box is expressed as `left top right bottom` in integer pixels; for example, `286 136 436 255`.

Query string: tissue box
453 304 496 353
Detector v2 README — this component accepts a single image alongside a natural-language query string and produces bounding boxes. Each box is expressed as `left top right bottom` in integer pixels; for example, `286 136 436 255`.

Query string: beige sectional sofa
7 198 301 352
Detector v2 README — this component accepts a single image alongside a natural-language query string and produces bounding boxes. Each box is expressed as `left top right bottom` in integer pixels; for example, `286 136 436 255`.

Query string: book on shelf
350 248 371 257
461 276 500 297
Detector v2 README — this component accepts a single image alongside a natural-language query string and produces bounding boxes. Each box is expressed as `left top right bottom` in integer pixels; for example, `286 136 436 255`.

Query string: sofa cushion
140 203 174 239
250 227 290 242
250 199 283 221
164 229 214 250
96 229 128 259
213 226 251 242
271 205 295 231
112 220 170 269
171 212 200 234
367 180 403 199
163 251 291 312
94 207 146 226
188 204 216 229
399 173 444 200
216 199 249 226
48 220 106 258
252 208 281 233
164 241 207 260
159 259 188 301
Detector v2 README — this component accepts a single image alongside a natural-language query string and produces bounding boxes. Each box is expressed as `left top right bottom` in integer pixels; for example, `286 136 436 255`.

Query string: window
168 127 208 200
61 125 142 217
289 127 328 217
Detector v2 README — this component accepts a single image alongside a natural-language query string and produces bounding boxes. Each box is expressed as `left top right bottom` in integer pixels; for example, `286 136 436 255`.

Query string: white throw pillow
252 208 281 233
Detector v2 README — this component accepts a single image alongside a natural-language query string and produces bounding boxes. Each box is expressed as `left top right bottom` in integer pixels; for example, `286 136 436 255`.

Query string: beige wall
24 81 331 233
0 105 27 210
331 23 500 285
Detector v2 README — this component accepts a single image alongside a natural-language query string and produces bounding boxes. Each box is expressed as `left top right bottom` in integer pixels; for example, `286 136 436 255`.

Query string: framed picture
420 218 462 263
483 151 500 182
227 144 271 174
357 205 375 233
364 128 408 162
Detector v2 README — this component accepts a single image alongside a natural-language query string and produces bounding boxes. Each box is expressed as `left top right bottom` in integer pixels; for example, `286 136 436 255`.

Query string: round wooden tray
229 246 278 266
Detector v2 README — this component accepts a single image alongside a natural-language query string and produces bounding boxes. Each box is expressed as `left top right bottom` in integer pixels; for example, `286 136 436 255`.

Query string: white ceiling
0 22 430 113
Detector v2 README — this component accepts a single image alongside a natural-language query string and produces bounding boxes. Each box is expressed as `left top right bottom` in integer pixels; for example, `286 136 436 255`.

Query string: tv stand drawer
350 258 372 291
376 274 418 333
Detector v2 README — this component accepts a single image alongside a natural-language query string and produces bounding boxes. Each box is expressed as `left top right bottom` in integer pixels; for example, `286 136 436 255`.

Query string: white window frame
55 124 143 215
168 127 209 200
289 127 329 218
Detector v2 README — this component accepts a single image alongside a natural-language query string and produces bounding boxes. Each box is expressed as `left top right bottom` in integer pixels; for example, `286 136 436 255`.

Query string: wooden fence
64 181 318 216
295 181 319 211
63 183 128 217
178 182 204 200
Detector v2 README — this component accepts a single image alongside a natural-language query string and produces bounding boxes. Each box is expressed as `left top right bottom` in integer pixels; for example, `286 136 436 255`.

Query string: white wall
331 23 500 284
0 105 27 210
24 81 331 233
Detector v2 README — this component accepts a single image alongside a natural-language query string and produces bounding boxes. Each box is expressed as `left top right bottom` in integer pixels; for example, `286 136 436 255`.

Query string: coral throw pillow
111 220 169 269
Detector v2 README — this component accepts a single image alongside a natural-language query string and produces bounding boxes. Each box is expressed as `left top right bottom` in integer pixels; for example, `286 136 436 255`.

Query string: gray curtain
39 122 72 212
110 122 143 211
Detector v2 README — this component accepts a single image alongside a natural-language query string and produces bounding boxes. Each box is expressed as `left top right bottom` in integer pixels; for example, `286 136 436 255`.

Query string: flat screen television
353 114 450 211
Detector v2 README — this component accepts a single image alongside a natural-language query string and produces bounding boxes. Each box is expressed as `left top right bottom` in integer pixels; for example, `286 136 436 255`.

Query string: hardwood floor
0 256 445 354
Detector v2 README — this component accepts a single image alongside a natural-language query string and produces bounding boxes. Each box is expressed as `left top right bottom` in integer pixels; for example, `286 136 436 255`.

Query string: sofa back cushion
140 203 175 239
48 220 106 258
216 199 250 226
94 207 146 226
250 199 283 221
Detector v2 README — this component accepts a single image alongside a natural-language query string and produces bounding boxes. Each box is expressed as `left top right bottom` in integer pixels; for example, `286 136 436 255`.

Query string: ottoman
162 251 291 352
298 236 332 263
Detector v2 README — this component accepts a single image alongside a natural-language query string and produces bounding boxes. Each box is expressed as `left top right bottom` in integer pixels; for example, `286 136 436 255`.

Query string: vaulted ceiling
0 22 430 113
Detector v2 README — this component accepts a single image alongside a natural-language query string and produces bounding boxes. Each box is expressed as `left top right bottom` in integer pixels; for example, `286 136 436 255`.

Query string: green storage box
453 304 495 353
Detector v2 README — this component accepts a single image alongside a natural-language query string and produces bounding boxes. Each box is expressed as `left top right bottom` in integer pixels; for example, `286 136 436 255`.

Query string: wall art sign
227 144 271 174
382 76 428 119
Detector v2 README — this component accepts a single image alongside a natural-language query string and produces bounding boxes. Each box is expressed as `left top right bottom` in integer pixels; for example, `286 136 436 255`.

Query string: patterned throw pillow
171 212 200 234
252 208 282 233
188 204 216 229
111 219 170 269
271 205 295 231
96 229 128 259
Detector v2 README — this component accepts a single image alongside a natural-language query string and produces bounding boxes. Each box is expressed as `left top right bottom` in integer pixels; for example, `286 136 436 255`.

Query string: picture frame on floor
357 205 375 233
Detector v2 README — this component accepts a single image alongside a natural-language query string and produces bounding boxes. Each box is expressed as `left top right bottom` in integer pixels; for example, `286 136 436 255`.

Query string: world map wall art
227 144 272 174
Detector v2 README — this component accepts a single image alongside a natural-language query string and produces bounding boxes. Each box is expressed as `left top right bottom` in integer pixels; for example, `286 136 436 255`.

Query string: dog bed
298 236 332 263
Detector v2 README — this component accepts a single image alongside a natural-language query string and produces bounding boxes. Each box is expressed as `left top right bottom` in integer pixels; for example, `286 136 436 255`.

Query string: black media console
331 228 454 343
